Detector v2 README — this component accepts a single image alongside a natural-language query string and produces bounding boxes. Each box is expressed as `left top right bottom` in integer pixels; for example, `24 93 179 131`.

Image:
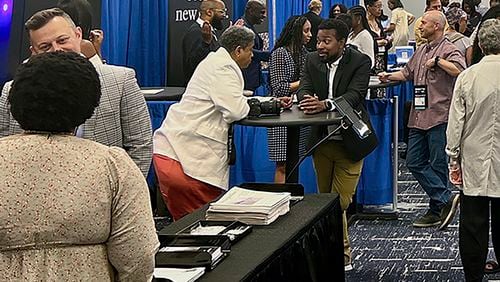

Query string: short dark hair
391 0 404 9
426 0 441 8
25 8 75 32
318 19 349 41
365 0 380 7
329 4 348 18
9 52 101 132
57 0 94 39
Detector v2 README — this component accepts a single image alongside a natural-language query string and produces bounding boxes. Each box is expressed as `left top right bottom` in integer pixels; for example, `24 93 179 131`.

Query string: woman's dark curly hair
9 51 101 133
273 15 309 76
329 4 348 18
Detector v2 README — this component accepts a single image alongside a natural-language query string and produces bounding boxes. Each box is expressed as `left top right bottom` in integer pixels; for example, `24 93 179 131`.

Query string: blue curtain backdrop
268 0 358 49
233 0 247 20
101 0 167 87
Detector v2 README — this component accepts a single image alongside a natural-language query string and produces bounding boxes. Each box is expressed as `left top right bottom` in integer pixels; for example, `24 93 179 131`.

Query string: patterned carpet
346 160 500 281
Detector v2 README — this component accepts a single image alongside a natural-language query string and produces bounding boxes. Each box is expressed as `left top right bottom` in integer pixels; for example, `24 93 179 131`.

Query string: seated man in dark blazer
297 19 378 272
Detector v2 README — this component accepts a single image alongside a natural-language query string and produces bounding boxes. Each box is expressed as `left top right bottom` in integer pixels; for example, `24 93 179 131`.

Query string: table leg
286 126 300 183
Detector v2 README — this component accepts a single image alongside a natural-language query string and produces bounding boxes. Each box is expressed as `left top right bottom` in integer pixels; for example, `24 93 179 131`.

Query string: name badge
413 85 428 111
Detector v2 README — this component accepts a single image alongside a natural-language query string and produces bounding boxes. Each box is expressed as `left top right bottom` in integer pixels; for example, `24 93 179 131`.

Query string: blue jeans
406 123 451 215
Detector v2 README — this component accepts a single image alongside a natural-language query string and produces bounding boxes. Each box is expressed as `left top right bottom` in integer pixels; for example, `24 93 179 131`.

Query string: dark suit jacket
242 19 271 91
182 22 220 85
303 11 323 52
298 46 378 162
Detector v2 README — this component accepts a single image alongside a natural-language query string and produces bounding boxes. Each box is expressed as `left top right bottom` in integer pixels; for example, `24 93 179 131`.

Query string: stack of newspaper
154 267 205 282
206 187 291 225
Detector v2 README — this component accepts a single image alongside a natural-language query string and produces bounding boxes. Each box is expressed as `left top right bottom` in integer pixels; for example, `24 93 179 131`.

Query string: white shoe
344 263 353 272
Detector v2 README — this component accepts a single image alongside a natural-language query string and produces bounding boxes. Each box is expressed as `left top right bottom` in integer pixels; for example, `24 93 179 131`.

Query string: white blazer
153 48 250 189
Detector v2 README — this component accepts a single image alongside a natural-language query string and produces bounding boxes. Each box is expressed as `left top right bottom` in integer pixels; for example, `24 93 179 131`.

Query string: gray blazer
0 64 153 177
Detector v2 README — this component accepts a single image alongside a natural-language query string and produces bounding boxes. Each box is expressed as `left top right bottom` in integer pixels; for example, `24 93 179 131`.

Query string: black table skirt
158 194 344 282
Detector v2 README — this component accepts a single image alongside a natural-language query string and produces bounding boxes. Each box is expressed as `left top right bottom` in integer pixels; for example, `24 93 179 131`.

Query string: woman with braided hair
347 5 376 68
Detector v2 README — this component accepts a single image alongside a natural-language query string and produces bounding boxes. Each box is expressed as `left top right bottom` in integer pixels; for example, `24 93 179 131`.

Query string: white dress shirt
326 56 342 138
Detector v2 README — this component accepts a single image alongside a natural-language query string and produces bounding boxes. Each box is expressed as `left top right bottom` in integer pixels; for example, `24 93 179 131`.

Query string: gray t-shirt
446 31 472 56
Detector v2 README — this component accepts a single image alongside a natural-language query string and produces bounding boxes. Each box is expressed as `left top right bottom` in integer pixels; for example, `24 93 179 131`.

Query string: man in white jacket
153 26 253 221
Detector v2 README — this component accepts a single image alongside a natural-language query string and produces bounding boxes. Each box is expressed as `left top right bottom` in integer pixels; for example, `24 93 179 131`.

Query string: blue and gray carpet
346 160 500 281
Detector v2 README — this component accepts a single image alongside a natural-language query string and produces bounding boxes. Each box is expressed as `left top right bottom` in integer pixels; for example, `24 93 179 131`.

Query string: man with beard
182 0 228 84
241 0 270 92
379 10 466 229
297 19 377 271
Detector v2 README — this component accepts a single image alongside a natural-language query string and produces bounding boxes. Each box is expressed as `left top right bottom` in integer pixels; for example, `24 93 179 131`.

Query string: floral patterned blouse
0 134 159 281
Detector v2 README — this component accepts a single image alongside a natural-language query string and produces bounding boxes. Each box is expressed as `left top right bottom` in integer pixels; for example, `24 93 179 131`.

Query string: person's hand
277 96 292 109
378 71 390 82
425 57 436 70
80 39 98 59
232 19 245 27
449 160 463 185
89 29 104 51
299 94 325 114
201 22 213 44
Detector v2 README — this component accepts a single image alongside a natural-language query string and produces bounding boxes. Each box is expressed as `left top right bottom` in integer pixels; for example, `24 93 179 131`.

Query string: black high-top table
237 105 342 183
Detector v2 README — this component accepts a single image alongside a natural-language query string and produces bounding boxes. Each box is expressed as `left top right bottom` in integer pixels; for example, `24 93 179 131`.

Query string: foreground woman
0 52 158 281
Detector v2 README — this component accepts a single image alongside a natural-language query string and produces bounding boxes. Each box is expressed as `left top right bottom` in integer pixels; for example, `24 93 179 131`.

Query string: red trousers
153 154 223 221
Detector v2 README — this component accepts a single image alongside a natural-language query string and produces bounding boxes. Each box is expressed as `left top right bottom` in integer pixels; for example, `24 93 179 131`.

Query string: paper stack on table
206 187 291 225
154 267 205 282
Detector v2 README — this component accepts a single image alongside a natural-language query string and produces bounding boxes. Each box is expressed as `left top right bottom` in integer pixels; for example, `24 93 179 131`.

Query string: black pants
459 192 500 281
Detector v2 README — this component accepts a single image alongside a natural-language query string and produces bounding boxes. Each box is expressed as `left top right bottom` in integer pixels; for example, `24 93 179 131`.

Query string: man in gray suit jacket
0 8 152 177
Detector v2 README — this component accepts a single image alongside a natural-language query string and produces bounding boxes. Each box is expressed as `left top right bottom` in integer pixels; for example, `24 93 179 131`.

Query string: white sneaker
344 263 353 272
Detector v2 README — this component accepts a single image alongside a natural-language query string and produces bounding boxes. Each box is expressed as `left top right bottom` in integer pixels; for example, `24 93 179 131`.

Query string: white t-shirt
389 8 413 52
347 29 375 68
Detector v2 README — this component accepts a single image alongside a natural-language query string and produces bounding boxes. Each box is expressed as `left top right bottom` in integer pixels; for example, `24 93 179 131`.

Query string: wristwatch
434 56 440 67
324 99 334 111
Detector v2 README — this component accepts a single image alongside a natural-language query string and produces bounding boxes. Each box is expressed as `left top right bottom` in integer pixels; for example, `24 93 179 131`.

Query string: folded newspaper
154 267 205 282
206 187 291 225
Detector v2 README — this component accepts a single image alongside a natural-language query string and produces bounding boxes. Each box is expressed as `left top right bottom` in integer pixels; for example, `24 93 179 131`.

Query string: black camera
247 98 281 118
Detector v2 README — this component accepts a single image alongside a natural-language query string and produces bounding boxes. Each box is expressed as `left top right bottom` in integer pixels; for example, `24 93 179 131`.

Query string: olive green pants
313 140 363 265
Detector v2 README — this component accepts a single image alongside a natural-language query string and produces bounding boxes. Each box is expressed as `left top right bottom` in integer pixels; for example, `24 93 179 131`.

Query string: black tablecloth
158 193 344 281
142 87 185 101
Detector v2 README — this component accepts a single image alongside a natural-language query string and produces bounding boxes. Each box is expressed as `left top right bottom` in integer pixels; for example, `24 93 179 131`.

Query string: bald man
379 10 466 229
182 0 228 84
241 0 270 91
414 0 445 47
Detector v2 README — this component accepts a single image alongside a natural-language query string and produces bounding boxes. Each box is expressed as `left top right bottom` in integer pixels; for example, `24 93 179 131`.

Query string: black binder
156 235 231 270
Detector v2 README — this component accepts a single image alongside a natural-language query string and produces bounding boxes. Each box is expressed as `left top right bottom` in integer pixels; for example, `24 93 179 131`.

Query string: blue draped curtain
233 0 247 21
268 0 358 48
101 0 167 87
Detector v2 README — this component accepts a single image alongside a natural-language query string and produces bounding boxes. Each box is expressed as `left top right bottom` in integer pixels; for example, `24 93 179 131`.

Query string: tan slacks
313 140 363 265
